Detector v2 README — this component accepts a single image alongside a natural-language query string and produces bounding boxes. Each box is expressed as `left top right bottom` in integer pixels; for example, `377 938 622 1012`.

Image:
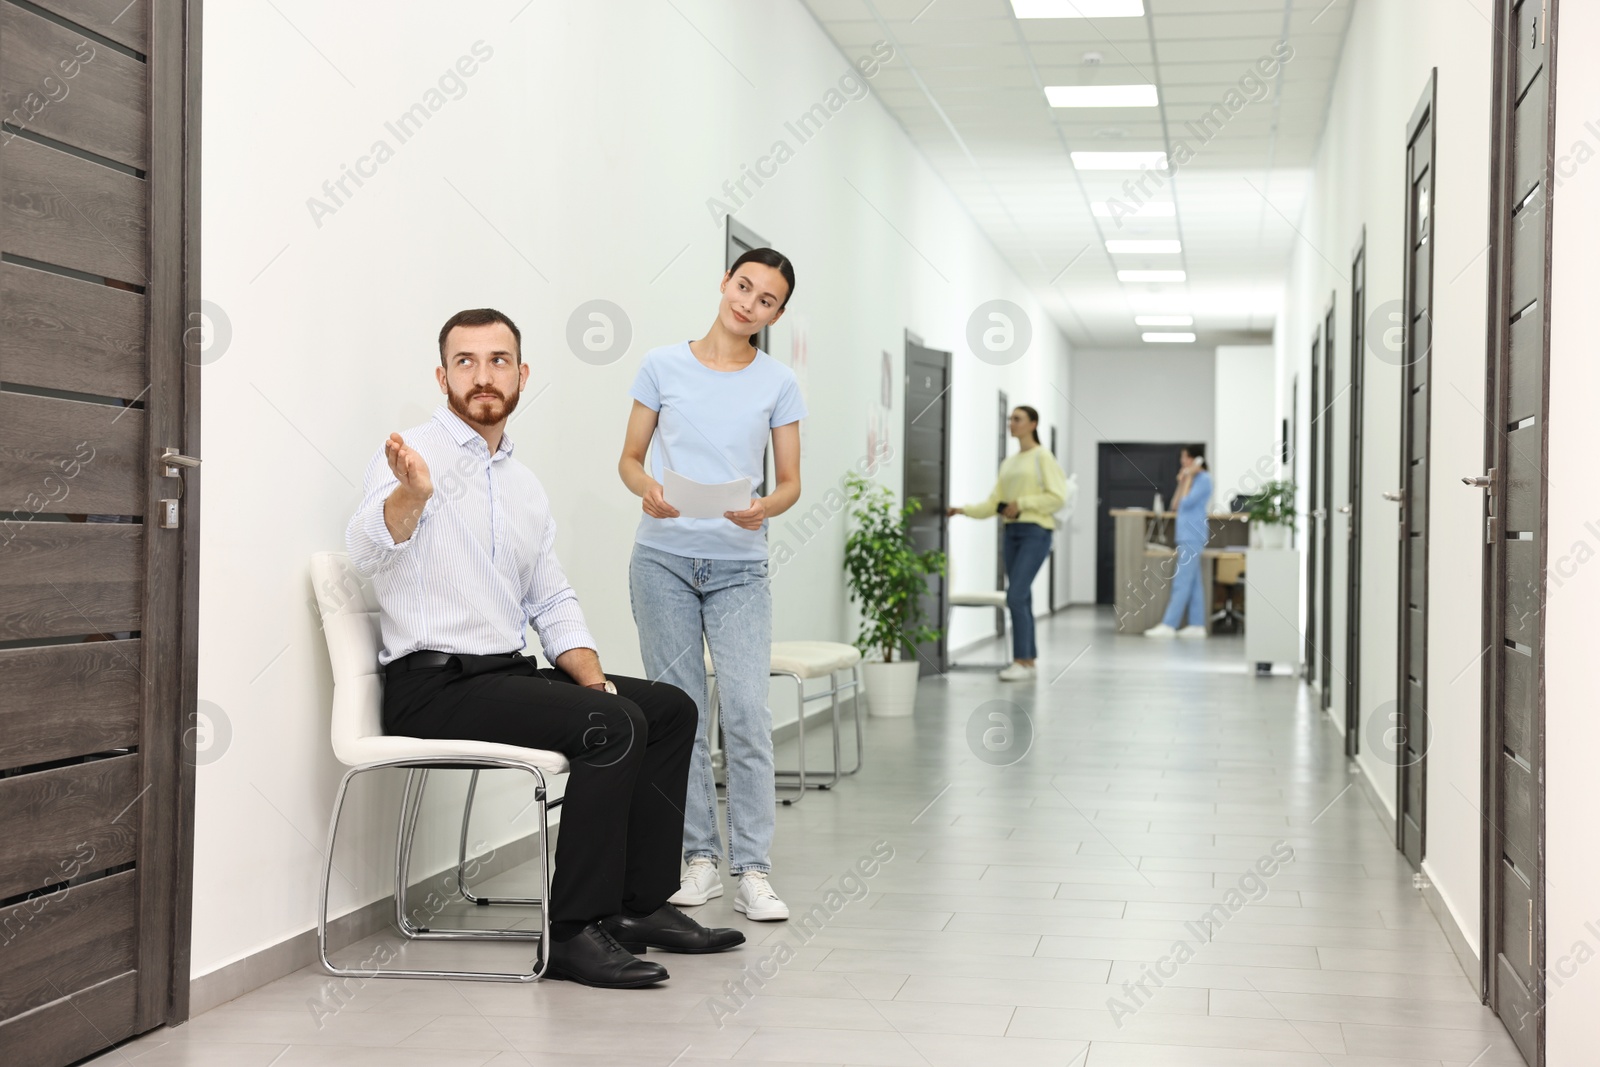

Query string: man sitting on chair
346 308 743 988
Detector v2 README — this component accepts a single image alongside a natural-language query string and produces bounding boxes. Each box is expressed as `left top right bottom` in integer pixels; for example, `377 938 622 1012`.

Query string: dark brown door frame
994 390 1008 637
1304 327 1322 681
1320 297 1336 712
1344 233 1367 758
1480 1 1555 1060
1397 70 1438 869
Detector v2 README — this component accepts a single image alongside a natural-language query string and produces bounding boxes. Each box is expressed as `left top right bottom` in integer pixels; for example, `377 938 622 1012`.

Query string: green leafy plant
1243 479 1298 527
842 473 947 663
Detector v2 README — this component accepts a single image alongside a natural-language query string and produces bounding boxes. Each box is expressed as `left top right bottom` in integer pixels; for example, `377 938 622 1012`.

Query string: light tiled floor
92 608 1526 1066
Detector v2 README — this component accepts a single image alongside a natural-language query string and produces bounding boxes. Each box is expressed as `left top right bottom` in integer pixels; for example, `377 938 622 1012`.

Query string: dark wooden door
1344 238 1367 757
0 3 199 1063
1304 328 1322 682
1480 2 1553 1061
903 338 950 675
1320 300 1336 711
1396 72 1437 871
1094 443 1182 605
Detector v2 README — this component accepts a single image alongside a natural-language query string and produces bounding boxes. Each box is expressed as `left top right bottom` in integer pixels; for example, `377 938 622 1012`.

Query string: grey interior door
903 338 950 675
1396 71 1437 872
1094 443 1182 605
1480 2 1553 1061
726 217 773 356
0 2 200 1063
1344 237 1367 758
1304 328 1322 682
1320 299 1336 711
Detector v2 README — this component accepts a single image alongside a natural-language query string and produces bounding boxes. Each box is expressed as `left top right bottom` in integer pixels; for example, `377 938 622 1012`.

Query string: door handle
1382 490 1403 502
1461 467 1497 489
160 447 202 478
1311 509 1327 520
1338 504 1352 514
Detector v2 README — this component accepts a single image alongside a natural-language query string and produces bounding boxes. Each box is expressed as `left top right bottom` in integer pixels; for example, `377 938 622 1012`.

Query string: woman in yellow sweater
947 406 1071 681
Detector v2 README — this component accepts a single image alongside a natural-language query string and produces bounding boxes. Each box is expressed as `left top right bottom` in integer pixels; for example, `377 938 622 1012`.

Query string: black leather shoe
541 923 669 988
601 903 746 954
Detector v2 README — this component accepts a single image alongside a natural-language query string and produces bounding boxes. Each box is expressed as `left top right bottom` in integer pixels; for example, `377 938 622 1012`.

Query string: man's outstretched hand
383 433 434 544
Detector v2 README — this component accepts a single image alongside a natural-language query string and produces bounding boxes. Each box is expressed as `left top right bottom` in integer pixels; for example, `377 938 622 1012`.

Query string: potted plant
1244 479 1297 549
842 474 946 717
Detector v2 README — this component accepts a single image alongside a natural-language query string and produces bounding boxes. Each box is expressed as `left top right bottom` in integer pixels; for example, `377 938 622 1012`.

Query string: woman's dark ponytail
727 247 796 348
1017 404 1042 445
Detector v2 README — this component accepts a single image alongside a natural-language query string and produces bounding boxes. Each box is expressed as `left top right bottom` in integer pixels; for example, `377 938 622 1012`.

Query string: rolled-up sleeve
345 449 436 577
523 510 597 662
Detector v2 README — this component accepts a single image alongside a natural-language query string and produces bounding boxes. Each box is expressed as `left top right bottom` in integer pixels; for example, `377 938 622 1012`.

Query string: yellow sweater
960 447 1071 529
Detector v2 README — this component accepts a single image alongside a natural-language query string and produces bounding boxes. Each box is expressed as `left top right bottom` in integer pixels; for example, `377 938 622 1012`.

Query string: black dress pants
383 652 696 925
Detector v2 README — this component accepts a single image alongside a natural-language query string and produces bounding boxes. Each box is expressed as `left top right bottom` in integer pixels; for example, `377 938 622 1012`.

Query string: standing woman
1145 444 1212 639
947 406 1069 682
619 248 805 923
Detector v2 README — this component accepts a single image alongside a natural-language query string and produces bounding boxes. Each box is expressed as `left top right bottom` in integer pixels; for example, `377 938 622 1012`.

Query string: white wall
1065 347 1215 604
1543 4 1600 1053
1276 0 1492 956
1211 345 1277 512
196 1 1070 979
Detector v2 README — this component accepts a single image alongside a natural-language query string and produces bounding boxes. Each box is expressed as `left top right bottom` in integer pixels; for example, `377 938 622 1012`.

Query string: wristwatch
586 680 617 695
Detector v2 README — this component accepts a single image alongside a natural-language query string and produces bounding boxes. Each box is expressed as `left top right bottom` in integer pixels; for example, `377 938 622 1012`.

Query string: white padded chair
947 563 1012 671
311 551 568 983
706 640 863 805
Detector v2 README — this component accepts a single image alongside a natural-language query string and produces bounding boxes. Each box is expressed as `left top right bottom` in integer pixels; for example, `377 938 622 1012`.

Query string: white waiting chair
311 551 568 983
706 640 863 805
947 559 1011 670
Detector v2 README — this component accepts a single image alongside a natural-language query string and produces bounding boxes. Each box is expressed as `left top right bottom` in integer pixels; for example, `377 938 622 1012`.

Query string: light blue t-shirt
1177 470 1212 546
629 341 808 561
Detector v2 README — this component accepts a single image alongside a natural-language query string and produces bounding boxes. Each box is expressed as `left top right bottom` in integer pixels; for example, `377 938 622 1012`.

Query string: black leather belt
394 650 521 671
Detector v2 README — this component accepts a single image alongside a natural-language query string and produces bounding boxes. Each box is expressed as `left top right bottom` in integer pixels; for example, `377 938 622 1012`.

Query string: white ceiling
801 0 1355 348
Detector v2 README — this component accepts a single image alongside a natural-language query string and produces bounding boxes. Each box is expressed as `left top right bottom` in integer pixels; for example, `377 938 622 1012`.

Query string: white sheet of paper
663 468 752 519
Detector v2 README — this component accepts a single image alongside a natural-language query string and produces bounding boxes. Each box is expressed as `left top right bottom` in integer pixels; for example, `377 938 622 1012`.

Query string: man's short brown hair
438 308 521 365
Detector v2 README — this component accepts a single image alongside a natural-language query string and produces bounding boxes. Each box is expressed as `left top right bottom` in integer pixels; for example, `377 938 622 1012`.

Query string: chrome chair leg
775 672 807 805
457 769 544 907
840 665 865 776
318 757 554 983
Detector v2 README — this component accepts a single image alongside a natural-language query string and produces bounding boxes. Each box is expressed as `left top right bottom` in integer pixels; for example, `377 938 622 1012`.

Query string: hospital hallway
96 607 1523 1066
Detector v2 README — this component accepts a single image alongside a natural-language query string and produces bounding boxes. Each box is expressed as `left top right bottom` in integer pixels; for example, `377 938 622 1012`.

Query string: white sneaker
1177 626 1208 639
668 857 723 906
997 663 1037 682
733 871 789 921
1144 624 1177 638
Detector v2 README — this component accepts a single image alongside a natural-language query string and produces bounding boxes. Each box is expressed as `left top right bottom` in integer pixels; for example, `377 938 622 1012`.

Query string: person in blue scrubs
1146 444 1212 639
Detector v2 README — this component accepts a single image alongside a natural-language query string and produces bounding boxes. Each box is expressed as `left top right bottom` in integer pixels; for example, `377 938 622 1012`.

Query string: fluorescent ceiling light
1093 201 1175 217
1012 0 1145 16
1143 332 1197 343
1136 315 1194 326
1106 240 1181 254
1046 84 1158 108
1119 269 1186 282
1072 151 1168 170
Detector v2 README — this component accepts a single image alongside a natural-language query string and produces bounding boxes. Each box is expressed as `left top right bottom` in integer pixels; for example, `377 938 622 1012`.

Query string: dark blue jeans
1003 522 1054 660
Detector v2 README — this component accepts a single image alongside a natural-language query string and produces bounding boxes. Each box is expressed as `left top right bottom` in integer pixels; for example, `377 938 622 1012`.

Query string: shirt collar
432 405 515 459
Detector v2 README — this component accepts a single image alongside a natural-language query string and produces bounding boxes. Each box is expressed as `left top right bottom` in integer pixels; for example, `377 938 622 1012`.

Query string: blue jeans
1161 542 1207 629
1003 522 1054 660
629 543 775 875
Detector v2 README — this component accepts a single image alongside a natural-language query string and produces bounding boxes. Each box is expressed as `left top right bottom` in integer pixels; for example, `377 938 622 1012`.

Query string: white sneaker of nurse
997 662 1037 682
1177 626 1208 639
733 871 789 921
1144 624 1177 638
668 857 723 906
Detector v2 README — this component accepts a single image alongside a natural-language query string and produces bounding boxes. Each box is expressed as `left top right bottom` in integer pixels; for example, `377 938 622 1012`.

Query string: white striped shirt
345 406 596 666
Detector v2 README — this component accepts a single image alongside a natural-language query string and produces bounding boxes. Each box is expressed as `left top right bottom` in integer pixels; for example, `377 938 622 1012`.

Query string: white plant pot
1253 523 1289 550
863 660 921 718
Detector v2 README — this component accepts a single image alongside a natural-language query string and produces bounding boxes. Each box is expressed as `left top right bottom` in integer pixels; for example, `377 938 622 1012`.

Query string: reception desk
1111 509 1250 633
